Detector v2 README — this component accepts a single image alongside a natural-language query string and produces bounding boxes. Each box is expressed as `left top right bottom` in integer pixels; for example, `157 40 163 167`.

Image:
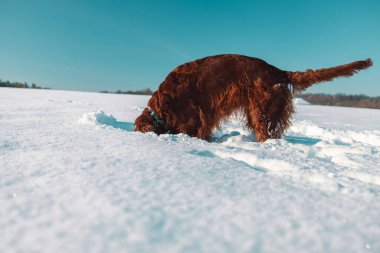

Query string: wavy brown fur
288 59 373 93
134 54 372 142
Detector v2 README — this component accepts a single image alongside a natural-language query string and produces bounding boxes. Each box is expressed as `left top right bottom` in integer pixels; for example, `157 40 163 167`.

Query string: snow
294 97 310 105
1 87 380 253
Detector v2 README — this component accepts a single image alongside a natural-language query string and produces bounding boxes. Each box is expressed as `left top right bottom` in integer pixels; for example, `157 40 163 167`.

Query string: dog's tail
286 59 373 93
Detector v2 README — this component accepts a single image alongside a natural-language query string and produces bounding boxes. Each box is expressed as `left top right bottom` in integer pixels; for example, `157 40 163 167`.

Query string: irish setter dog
134 54 372 142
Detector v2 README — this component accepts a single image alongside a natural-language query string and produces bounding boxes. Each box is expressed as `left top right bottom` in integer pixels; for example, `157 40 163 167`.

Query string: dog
134 54 372 142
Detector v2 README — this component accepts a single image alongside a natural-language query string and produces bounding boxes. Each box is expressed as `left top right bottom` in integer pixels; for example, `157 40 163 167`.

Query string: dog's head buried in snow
134 107 170 135
134 54 372 142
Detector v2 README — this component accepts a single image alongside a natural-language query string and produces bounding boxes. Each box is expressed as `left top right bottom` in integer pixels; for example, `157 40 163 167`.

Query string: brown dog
134 54 372 142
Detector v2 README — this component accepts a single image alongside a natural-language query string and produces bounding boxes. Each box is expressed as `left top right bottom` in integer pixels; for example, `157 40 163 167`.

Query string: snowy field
1 87 380 253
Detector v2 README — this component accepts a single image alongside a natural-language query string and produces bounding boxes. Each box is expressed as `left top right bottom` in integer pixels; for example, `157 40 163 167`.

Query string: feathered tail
287 59 373 93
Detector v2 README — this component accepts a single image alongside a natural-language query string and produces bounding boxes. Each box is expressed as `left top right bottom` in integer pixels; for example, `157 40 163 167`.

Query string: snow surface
1 87 380 253
294 98 310 105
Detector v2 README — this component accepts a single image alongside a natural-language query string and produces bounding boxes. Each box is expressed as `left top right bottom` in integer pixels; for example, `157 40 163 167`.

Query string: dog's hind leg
246 97 270 142
264 87 295 139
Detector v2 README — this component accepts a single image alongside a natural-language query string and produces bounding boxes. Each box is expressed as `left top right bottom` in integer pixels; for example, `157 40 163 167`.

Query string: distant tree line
3 77 378 109
100 88 153 95
298 93 380 109
0 79 49 89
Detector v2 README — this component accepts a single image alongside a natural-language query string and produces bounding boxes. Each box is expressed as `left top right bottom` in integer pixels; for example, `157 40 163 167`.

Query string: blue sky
1 0 379 95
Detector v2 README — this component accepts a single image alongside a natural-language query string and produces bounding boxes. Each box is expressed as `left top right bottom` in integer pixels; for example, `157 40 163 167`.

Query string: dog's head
134 108 168 135
134 108 155 133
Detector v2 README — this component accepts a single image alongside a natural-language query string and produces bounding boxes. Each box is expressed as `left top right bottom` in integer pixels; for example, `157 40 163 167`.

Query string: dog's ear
149 92 160 109
150 91 170 112
134 109 155 133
